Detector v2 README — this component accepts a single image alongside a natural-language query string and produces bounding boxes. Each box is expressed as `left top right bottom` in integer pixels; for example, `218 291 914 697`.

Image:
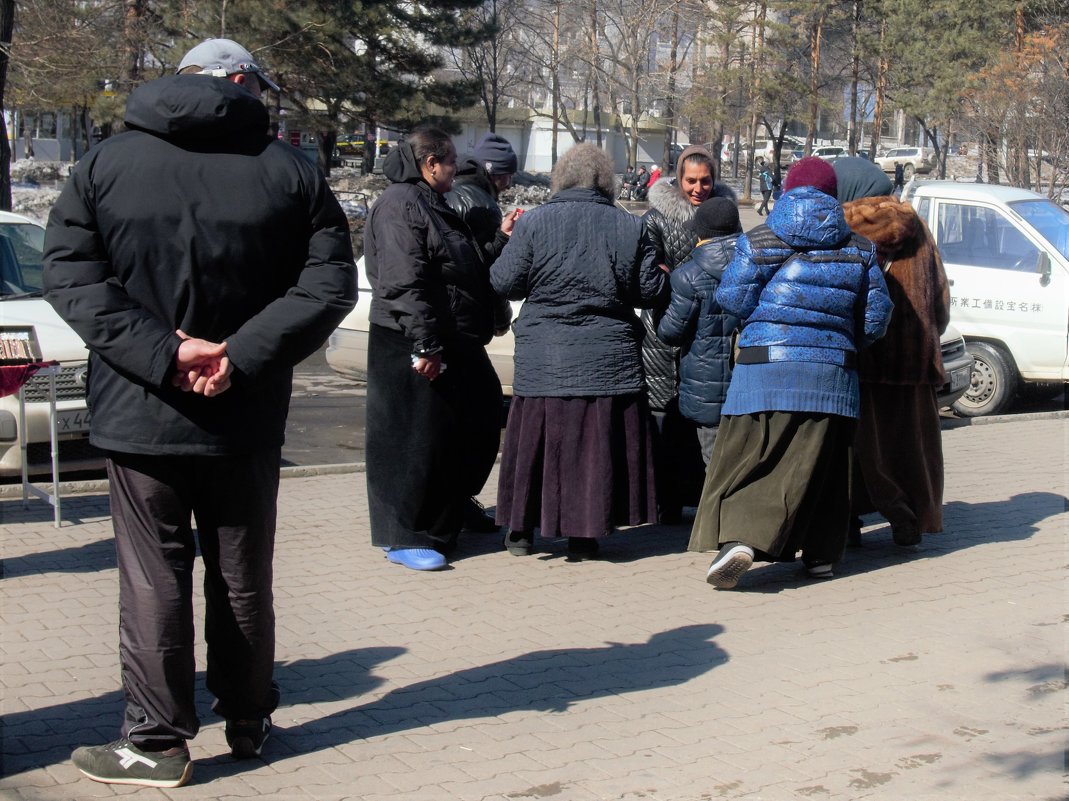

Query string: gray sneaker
71 738 192 788
705 542 755 589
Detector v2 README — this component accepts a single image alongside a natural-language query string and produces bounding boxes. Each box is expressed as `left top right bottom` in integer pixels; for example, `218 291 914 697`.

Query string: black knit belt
736 345 857 369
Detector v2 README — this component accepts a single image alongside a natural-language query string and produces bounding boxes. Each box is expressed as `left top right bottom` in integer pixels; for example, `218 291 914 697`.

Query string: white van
904 181 1069 416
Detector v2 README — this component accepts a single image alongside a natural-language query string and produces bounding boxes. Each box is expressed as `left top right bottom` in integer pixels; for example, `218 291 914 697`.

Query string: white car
875 146 933 179
0 212 97 476
327 257 974 410
905 180 1069 416
326 256 519 393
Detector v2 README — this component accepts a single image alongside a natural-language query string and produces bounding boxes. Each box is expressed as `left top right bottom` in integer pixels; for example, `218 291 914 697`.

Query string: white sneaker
706 543 755 589
806 562 834 579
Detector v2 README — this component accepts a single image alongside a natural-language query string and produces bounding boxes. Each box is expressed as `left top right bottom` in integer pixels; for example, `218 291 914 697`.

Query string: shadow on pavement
0 647 404 778
249 623 728 768
1 536 115 578
728 491 1067 593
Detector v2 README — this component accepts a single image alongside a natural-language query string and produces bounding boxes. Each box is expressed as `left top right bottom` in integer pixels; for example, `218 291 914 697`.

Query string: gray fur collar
648 177 739 225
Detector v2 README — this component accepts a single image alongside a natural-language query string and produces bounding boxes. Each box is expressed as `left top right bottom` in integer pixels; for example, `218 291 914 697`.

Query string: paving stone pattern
1 418 1066 800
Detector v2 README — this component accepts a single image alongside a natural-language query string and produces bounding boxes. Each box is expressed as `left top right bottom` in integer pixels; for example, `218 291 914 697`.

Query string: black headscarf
833 156 894 202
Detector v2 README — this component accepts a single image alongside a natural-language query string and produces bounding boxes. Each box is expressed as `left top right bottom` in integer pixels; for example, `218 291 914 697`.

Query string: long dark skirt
689 411 856 565
496 394 657 539
853 382 943 537
365 324 503 548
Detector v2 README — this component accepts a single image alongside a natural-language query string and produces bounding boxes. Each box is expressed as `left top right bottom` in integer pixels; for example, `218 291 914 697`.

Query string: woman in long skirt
491 143 667 560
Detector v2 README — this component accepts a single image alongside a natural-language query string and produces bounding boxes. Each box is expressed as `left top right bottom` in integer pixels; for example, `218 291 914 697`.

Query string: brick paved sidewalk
2 417 1065 801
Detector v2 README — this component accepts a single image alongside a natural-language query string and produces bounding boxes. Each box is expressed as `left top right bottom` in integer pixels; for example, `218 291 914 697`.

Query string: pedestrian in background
364 127 510 571
641 145 737 523
445 132 524 535
648 163 663 187
43 38 356 787
834 156 950 547
622 164 638 199
692 156 893 589
893 162 905 195
656 197 742 465
634 165 651 200
757 164 776 215
491 142 666 561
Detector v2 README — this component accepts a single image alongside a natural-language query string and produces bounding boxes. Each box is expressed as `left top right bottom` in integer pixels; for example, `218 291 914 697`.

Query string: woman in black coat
490 142 667 560
363 127 505 571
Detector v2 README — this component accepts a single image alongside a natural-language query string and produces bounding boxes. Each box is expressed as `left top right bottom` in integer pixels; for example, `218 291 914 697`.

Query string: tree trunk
589 0 602 147
550 0 560 165
0 0 14 210
123 0 145 89
868 23 888 158
806 8 827 151
848 0 861 155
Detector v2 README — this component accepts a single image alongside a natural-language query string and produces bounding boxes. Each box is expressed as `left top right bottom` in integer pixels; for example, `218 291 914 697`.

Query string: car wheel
952 342 1018 417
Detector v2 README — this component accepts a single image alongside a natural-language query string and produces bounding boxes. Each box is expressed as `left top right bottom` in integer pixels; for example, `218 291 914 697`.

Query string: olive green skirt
688 411 856 564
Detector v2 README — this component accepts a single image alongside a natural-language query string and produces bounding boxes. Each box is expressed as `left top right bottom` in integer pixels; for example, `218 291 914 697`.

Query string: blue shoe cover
385 547 447 571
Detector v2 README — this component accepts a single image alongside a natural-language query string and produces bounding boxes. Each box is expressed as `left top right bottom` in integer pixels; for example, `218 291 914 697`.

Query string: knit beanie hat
688 197 741 239
472 133 518 175
674 144 716 181
833 156 894 203
784 156 838 196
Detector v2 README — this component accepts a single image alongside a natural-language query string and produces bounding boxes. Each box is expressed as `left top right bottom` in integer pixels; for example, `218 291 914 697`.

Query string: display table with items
0 327 64 527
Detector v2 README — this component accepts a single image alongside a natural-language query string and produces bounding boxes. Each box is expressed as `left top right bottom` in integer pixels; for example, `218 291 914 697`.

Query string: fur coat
842 196 950 386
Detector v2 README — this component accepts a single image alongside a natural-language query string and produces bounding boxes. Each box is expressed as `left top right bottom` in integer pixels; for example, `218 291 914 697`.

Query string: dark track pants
107 449 281 749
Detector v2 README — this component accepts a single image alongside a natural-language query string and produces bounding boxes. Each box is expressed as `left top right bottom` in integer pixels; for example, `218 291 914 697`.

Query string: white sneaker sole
78 761 193 789
706 546 754 589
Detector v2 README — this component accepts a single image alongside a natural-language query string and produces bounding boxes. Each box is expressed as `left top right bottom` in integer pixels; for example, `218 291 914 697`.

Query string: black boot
461 497 500 533
566 537 600 561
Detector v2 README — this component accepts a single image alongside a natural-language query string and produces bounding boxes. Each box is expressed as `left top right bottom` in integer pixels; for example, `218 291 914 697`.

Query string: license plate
56 408 92 434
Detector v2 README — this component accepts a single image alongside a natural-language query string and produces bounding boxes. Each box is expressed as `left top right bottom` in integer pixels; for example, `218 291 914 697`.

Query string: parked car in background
0 211 98 477
904 181 1069 416
753 137 804 168
875 146 934 179
327 256 518 391
327 257 977 412
812 145 847 161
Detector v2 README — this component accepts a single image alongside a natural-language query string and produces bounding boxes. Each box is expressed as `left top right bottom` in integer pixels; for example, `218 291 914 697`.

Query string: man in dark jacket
43 38 356 788
443 132 520 533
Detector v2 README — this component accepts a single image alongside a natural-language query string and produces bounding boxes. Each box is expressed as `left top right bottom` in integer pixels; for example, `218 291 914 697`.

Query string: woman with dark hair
491 142 667 560
363 126 508 570
833 157 950 547
641 146 737 523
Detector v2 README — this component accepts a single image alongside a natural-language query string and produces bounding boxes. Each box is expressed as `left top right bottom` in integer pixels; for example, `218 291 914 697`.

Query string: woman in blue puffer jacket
691 157 893 589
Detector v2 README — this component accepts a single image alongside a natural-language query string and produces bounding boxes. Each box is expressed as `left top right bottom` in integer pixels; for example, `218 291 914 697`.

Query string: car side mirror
1037 251 1051 287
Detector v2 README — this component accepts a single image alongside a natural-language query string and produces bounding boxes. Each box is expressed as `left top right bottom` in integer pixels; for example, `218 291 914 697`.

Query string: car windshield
0 222 46 298
1008 199 1069 260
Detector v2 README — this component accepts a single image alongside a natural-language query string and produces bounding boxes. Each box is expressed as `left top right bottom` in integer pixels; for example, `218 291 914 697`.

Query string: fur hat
472 133 518 175
688 197 741 239
784 156 838 196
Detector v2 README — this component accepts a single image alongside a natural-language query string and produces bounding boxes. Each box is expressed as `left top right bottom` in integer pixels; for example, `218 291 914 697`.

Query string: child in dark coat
656 197 742 464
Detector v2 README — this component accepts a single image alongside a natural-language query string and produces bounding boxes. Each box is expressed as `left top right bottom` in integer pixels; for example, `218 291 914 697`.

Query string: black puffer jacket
490 188 666 397
641 178 737 409
365 145 496 355
43 75 356 456
656 236 740 426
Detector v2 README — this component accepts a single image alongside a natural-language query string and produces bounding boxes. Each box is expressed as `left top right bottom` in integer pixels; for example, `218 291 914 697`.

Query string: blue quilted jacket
656 235 740 426
717 186 893 417
490 188 666 396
